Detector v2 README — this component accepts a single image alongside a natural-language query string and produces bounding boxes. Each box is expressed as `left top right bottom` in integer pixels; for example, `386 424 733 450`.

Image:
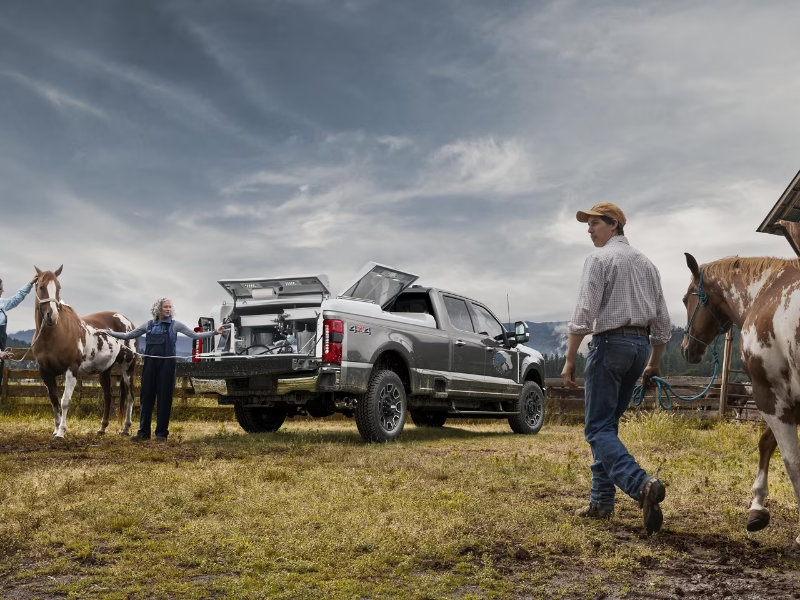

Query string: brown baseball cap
576 202 626 226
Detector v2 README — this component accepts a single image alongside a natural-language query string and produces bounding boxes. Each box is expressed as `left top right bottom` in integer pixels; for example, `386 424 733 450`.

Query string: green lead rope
630 339 721 410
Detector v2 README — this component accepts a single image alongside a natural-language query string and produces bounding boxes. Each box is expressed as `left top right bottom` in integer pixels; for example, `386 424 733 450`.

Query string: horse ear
685 252 700 278
54 265 63 276
34 266 42 276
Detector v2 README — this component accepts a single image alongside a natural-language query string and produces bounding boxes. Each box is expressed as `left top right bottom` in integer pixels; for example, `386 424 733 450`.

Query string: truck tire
234 401 288 433
508 381 545 434
355 370 407 442
410 411 448 428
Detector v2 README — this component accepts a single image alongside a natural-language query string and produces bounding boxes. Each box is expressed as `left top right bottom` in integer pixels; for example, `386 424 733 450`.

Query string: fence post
719 329 733 417
1 361 7 405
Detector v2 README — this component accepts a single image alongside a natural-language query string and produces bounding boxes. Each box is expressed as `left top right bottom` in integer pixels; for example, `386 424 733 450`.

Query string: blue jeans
138 356 177 439
583 332 651 510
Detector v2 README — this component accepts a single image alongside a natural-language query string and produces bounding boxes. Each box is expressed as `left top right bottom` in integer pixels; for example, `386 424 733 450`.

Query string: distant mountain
523 321 570 356
9 329 34 344
504 321 570 356
15 324 570 358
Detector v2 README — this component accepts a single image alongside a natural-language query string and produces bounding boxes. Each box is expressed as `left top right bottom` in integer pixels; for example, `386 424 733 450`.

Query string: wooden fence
0 350 232 420
1 348 756 423
545 376 758 423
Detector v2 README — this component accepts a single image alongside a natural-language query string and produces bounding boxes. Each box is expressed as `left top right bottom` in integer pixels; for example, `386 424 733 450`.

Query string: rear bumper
176 356 319 378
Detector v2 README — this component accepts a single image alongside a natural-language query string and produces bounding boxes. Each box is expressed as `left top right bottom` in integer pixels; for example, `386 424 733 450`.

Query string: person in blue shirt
0 275 37 388
107 298 224 441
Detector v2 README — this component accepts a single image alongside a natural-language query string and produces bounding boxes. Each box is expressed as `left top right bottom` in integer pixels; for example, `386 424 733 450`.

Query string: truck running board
447 409 521 416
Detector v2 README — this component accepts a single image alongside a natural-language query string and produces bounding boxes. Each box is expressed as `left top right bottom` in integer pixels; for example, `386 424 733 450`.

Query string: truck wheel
234 401 288 433
508 381 545 434
410 411 448 428
355 370 407 442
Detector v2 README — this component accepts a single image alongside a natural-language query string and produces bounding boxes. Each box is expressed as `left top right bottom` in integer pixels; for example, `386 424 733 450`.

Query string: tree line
542 327 744 380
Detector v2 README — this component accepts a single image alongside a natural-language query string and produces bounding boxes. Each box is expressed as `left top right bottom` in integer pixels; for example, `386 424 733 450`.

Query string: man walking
561 202 671 534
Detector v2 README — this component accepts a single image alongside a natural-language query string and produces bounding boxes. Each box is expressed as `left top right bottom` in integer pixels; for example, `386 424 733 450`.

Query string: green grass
0 412 797 599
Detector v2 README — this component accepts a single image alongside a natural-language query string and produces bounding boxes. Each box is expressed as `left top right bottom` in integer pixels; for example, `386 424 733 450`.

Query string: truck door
442 295 487 394
470 302 519 385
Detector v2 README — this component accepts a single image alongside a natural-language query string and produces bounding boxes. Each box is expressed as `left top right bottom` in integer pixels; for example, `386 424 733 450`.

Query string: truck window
471 304 504 339
443 296 475 332
393 294 431 314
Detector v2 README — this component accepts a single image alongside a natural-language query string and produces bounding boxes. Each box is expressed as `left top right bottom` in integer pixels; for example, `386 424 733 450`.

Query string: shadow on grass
0 416 539 457
192 420 523 447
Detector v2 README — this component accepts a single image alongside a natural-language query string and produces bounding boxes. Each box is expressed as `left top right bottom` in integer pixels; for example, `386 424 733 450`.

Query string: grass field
1 411 799 599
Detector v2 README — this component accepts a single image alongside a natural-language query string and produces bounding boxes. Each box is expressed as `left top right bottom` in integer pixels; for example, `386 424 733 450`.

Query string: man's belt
599 326 649 336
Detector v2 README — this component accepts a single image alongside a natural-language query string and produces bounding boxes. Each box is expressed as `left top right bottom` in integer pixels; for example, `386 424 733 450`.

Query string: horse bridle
35 281 62 321
685 267 731 348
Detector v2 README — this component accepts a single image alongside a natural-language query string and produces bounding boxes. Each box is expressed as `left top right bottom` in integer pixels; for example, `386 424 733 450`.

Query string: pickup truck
179 262 546 442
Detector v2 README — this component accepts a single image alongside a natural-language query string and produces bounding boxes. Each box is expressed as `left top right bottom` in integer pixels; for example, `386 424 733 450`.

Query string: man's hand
561 357 578 389
561 333 586 389
641 365 661 390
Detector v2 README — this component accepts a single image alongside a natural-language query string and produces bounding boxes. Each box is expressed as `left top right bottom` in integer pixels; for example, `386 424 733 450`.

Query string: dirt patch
502 523 800 599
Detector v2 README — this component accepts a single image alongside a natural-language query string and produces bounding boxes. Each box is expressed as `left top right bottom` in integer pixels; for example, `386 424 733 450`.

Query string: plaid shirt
568 235 672 344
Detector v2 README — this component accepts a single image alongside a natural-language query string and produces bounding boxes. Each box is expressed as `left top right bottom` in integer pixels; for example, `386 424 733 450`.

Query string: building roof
758 169 800 256
758 169 800 234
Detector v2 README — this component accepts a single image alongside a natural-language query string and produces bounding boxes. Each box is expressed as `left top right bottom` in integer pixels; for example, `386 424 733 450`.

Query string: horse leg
761 415 800 549
97 370 112 435
54 370 78 439
747 425 776 531
41 371 62 437
120 362 135 436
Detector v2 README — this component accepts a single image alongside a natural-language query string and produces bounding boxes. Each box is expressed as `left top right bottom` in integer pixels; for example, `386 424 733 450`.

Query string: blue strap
630 337 721 410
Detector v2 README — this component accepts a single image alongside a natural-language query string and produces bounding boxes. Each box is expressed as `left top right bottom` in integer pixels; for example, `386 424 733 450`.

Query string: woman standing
108 298 225 441
0 275 37 389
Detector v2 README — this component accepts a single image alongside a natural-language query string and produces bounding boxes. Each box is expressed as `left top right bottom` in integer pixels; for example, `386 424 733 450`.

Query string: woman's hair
150 297 173 319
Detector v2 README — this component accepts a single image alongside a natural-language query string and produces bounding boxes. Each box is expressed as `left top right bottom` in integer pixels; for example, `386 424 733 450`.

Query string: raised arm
173 320 224 340
106 323 148 340
0 279 35 312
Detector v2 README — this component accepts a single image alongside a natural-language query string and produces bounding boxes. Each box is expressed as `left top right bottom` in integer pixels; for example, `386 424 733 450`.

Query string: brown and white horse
682 252 800 549
32 266 137 439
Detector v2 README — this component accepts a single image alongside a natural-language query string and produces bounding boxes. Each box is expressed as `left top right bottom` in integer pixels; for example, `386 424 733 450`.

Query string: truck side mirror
514 321 530 344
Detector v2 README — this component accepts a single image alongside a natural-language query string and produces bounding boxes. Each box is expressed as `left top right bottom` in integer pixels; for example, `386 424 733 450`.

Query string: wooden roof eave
758 169 800 235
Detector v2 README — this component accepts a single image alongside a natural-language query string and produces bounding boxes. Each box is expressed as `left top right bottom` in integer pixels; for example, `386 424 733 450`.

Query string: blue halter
685 267 731 346
631 267 729 410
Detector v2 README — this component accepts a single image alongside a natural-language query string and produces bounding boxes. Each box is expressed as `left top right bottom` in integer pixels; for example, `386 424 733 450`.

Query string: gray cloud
1 0 798 336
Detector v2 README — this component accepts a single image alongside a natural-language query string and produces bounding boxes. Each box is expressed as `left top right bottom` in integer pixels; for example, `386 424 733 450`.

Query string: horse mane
705 255 800 281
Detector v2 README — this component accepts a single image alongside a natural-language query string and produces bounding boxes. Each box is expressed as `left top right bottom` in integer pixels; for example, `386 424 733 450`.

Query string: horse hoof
119 431 130 437
96 430 106 436
747 509 770 532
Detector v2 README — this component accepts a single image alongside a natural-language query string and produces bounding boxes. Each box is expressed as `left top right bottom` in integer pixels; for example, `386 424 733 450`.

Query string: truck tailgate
176 357 316 379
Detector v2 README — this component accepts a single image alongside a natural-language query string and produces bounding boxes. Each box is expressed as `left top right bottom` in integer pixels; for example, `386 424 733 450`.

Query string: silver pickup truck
179 262 546 442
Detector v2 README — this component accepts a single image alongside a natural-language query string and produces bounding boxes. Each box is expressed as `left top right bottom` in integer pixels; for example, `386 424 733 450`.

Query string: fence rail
1 350 231 419
544 376 758 422
2 350 757 423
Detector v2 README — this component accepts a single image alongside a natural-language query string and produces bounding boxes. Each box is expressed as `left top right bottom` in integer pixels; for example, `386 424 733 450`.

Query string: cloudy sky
2 0 798 336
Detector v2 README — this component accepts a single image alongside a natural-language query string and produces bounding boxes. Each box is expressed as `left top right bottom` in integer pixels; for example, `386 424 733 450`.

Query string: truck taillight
322 319 344 364
192 326 203 363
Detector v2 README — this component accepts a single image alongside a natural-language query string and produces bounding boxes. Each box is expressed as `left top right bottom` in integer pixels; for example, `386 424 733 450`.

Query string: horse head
681 253 732 363
34 265 64 327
